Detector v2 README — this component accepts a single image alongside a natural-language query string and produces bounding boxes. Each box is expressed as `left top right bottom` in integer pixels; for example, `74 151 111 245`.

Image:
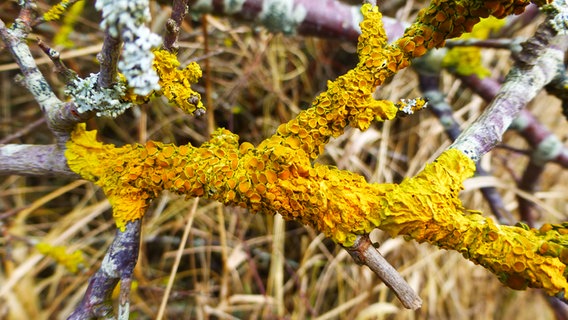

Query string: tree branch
451 36 567 160
68 220 141 320
0 144 78 177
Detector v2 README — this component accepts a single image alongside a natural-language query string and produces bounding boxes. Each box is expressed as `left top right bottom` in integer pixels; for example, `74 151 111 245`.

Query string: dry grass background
0 1 567 319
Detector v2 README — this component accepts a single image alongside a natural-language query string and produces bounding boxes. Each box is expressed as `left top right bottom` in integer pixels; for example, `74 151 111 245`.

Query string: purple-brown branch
459 75 568 168
187 0 406 42
97 34 121 89
68 220 141 320
164 0 189 52
0 144 78 178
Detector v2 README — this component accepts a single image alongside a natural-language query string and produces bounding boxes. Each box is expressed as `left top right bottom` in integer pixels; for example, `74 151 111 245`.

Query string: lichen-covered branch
188 0 410 43
61 1 568 303
418 73 513 224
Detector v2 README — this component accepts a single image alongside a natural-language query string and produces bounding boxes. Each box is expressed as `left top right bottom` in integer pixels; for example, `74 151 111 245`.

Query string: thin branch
517 159 545 226
444 37 523 51
0 18 86 142
459 76 568 168
344 235 422 310
164 0 189 52
37 39 76 81
96 34 121 89
0 117 46 144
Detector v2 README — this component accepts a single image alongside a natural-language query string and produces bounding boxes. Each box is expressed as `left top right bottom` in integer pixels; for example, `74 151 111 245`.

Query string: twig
96 34 121 89
37 39 76 81
444 37 523 51
0 117 46 144
517 159 545 226
164 0 189 52
0 17 86 142
344 235 422 310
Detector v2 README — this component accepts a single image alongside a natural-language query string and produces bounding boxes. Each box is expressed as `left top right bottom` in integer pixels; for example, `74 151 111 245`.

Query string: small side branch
97 34 121 89
164 0 189 52
344 235 422 310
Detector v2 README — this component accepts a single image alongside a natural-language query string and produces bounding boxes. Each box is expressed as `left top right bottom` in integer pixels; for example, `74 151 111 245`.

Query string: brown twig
517 159 545 226
202 15 215 135
344 235 422 310
37 39 76 81
164 0 189 52
96 34 121 89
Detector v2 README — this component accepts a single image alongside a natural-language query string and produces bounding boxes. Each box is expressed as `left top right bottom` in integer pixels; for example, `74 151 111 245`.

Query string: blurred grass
1 1 567 319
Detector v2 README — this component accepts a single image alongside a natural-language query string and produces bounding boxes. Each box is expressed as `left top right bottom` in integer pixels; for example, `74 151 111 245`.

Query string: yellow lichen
121 49 205 115
36 242 84 273
393 0 529 60
442 17 506 77
152 49 205 114
43 0 73 22
63 1 568 298
52 0 85 48
268 4 398 160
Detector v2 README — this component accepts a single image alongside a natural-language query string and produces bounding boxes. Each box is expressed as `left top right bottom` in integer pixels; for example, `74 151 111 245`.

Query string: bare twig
444 37 524 51
96 34 121 89
344 235 422 310
37 39 76 81
0 117 46 144
164 0 189 52
517 159 545 226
